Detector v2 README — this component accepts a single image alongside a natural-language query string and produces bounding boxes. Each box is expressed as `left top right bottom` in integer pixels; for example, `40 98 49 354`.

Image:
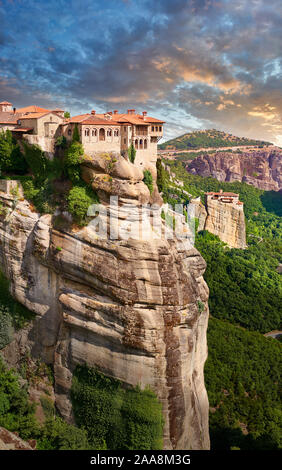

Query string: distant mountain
158 129 272 150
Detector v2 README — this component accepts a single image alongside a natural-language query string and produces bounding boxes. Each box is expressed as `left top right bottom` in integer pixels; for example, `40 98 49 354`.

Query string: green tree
72 124 80 142
64 111 70 119
128 142 136 164
143 170 153 194
64 141 84 183
0 130 27 174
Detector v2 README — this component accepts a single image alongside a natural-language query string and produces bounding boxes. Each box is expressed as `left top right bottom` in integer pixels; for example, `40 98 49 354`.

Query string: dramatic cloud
0 0 281 143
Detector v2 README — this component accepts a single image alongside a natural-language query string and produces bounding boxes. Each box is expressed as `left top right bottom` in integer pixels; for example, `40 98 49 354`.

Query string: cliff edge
0 153 210 450
187 149 282 191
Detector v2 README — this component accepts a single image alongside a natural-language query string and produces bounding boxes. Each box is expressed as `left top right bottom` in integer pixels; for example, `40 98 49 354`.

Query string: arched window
85 128 90 136
107 129 112 137
99 128 105 141
114 129 119 137
144 139 147 149
134 139 138 149
92 129 97 136
159 126 162 132
151 126 154 132
139 139 143 149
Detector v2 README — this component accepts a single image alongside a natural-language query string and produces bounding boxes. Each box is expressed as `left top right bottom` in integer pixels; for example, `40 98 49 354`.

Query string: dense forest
158 129 271 150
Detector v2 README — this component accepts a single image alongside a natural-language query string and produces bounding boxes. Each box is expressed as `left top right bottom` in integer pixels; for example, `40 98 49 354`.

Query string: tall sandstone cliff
187 149 282 191
0 153 210 450
190 195 246 249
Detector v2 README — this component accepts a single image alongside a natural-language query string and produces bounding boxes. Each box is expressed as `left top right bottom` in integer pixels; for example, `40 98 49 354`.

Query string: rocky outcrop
189 198 207 232
204 196 246 249
0 153 210 450
0 427 36 450
189 194 246 249
187 149 282 191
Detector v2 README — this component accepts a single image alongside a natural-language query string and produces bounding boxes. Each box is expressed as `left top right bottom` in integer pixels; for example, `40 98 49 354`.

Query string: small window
50 117 52 122
151 126 154 132
124 138 126 144
92 129 97 136
159 126 162 132
107 129 112 136
68 129 72 136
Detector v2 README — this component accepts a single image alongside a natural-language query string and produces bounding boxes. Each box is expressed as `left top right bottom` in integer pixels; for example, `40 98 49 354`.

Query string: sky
0 0 282 144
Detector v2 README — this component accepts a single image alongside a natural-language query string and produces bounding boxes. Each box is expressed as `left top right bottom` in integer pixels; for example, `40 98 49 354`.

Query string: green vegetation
128 142 136 164
0 356 90 449
0 130 99 225
72 123 80 142
0 270 35 333
64 111 70 119
205 318 282 450
143 169 153 194
0 130 28 175
196 231 281 332
67 184 99 225
64 141 84 183
55 135 67 149
159 129 271 150
71 365 164 450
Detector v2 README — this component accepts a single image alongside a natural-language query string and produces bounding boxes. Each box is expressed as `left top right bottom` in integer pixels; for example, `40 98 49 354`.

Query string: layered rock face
204 197 246 249
189 195 246 249
187 149 282 191
0 153 210 450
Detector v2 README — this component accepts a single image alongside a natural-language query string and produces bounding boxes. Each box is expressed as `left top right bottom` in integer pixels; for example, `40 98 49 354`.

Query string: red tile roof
68 114 120 125
0 101 12 105
16 105 51 114
69 111 165 126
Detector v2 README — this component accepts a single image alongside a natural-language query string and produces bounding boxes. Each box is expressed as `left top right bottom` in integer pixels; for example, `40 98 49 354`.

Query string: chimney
113 110 118 114
91 110 96 115
220 189 223 194
142 111 147 120
13 107 16 114
107 111 113 115
127 109 135 115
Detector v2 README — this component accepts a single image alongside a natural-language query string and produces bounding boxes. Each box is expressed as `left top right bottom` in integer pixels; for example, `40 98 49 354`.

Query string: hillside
158 129 272 150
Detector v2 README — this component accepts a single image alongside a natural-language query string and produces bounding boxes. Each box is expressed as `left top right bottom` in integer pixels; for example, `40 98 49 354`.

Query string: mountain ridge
159 129 272 150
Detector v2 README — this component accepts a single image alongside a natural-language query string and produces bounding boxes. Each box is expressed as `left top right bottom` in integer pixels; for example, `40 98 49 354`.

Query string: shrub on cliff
128 143 136 164
143 170 153 194
0 130 28 174
0 306 14 349
67 184 99 226
0 270 35 333
64 141 84 183
71 365 164 450
22 142 49 183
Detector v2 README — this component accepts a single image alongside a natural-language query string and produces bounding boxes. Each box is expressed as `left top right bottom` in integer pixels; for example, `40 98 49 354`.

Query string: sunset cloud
0 0 281 144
